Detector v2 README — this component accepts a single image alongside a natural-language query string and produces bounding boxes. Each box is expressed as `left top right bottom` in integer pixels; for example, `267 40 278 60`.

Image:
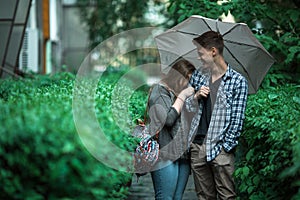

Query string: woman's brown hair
161 58 195 95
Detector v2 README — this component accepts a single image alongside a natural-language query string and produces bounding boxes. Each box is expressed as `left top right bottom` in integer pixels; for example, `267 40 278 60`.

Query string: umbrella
154 15 275 94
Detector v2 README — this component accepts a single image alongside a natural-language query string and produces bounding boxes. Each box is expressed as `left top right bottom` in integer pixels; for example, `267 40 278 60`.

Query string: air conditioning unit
19 28 39 72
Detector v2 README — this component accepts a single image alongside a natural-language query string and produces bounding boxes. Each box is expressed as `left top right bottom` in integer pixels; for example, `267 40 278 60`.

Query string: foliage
281 123 300 200
167 0 223 23
77 0 151 49
166 0 300 84
235 84 300 199
0 69 148 199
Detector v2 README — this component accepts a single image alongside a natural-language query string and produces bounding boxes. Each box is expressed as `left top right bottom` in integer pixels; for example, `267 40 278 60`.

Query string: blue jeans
151 159 190 200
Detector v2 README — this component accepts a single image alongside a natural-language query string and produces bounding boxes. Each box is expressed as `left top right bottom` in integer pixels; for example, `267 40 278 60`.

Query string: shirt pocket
216 91 229 109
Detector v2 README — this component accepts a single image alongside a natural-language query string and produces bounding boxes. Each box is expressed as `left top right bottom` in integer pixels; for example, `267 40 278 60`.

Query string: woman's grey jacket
148 83 194 161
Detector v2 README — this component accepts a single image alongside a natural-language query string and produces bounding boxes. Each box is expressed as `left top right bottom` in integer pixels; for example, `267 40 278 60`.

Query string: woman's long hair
161 58 196 96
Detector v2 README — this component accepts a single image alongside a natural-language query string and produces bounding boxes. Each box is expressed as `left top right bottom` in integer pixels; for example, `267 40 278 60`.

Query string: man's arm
223 77 248 152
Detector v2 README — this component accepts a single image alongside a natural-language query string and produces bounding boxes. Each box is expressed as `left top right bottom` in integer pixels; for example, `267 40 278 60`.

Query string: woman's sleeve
148 85 179 135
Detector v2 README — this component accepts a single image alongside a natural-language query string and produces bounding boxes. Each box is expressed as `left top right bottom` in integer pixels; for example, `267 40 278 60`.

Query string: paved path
126 173 197 200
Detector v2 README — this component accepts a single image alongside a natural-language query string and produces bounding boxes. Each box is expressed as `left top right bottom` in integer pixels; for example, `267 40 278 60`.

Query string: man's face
196 45 214 71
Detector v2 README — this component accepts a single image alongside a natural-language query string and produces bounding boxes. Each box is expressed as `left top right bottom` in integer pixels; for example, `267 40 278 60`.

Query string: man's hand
194 86 210 99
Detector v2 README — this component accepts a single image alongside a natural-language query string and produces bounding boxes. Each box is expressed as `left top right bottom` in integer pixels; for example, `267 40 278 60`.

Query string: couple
147 31 248 200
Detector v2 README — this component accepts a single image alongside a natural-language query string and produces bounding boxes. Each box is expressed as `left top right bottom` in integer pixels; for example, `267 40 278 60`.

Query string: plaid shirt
186 65 248 161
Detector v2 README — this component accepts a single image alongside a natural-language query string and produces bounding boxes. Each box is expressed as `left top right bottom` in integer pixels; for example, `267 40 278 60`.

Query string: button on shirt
186 65 248 161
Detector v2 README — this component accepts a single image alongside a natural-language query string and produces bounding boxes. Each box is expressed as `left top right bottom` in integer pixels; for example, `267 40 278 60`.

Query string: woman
148 58 196 200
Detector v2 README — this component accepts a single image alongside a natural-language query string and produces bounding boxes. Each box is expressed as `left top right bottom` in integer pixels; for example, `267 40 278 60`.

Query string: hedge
0 70 147 199
2 69 299 199
235 84 300 200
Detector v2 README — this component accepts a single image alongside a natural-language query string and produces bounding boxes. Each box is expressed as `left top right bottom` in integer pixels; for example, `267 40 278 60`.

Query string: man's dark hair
193 31 224 55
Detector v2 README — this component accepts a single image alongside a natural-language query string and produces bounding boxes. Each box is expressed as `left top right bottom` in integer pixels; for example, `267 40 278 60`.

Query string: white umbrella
155 15 275 94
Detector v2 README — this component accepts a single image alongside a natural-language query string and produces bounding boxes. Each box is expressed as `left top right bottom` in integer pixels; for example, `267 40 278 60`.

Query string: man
187 31 248 199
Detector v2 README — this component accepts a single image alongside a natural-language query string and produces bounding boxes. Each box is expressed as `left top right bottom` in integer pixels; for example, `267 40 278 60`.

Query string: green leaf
242 166 250 177
246 149 254 161
252 175 260 185
178 14 188 22
268 93 278 100
168 3 177 14
289 10 300 23
293 96 300 105
179 3 186 9
247 186 254 194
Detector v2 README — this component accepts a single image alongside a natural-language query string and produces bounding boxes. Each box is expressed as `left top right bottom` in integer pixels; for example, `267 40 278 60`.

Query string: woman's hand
178 87 195 100
173 87 194 114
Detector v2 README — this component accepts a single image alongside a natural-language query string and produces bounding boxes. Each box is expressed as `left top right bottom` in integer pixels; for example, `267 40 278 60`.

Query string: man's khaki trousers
190 143 236 200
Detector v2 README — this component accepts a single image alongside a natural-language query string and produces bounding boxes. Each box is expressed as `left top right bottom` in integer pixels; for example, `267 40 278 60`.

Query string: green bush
235 84 300 200
0 70 147 199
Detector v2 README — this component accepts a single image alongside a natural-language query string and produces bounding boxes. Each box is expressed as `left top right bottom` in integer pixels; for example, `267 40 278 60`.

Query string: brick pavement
126 173 197 200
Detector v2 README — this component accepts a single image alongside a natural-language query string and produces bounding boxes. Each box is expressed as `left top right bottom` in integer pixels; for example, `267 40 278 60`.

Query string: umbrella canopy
154 15 275 94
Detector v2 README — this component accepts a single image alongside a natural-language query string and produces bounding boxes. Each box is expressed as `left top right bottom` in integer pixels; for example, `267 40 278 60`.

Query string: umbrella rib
225 39 263 50
222 24 240 37
176 30 199 36
203 19 213 31
175 18 213 35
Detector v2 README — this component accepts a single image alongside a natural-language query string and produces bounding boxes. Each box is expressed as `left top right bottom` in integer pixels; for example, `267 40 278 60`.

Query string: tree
77 0 150 49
